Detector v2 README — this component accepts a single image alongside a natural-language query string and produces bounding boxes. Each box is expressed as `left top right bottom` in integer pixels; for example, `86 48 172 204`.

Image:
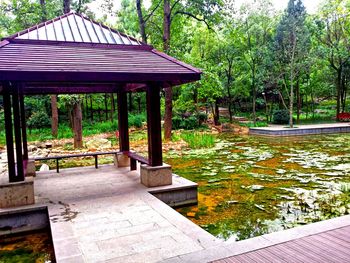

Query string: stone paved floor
34 165 219 263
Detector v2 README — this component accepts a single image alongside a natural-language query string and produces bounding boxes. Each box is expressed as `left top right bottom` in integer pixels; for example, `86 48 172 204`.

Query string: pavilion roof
0 12 201 91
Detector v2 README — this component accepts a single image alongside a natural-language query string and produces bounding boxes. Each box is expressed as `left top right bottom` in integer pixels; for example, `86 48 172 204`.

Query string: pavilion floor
33 165 219 262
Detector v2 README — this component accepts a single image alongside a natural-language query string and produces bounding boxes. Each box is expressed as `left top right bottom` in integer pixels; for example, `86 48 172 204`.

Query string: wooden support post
19 89 28 161
94 155 98 169
146 84 163 166
12 84 24 181
117 91 129 152
3 91 16 181
56 159 60 173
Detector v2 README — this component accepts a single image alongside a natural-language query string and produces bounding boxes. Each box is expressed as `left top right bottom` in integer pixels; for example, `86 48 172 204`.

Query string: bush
172 116 182 130
172 112 207 130
272 110 290 124
196 112 208 125
128 113 146 128
27 111 51 130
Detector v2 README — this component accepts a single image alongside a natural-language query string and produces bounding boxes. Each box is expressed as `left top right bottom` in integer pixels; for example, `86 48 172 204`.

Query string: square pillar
3 89 16 181
146 84 163 166
117 90 129 152
12 83 24 181
25 159 36 177
113 153 130 168
140 163 172 187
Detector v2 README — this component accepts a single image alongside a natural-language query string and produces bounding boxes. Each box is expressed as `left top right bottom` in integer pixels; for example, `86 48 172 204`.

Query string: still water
0 230 55 263
165 133 350 241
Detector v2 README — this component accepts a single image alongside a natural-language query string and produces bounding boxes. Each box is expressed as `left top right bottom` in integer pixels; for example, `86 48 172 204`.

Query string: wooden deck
213 225 350 263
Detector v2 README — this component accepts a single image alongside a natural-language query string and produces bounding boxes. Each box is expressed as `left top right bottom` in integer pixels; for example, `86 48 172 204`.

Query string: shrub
172 116 182 130
128 113 146 128
27 111 51 130
272 110 290 124
172 114 204 130
196 112 208 125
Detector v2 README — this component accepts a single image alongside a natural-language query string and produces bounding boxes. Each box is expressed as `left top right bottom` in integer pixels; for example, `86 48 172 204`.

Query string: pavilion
0 12 201 207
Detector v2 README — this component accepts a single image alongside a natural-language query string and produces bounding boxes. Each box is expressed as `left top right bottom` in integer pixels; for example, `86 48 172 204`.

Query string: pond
165 133 350 241
0 230 55 263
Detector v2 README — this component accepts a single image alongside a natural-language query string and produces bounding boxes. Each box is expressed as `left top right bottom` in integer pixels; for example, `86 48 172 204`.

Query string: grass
239 121 268 128
180 132 215 149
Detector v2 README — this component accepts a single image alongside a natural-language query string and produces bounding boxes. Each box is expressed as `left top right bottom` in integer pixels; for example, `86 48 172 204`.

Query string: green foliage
181 132 215 149
172 116 198 130
272 109 290 124
128 113 146 128
27 111 51 130
172 113 207 130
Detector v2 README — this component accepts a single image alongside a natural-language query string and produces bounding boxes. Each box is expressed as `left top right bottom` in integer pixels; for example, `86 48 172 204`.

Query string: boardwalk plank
255 250 287 263
283 241 331 263
264 245 304 263
291 238 345 262
309 234 350 256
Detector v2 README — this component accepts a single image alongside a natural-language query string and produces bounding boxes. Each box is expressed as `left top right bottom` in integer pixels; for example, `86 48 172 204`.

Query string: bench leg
130 158 137 171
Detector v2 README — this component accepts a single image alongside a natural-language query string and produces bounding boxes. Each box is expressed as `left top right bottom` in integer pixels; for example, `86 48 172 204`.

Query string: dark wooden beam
3 89 16 181
0 71 200 85
117 90 129 152
146 84 162 166
22 84 120 95
19 88 28 160
12 84 24 181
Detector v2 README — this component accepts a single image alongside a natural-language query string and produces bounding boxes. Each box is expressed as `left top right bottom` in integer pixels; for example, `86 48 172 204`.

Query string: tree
274 0 310 128
317 0 350 118
239 0 274 125
161 0 223 139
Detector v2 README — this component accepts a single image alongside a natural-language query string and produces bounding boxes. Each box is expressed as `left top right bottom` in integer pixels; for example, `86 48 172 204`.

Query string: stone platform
249 123 350 136
32 165 217 262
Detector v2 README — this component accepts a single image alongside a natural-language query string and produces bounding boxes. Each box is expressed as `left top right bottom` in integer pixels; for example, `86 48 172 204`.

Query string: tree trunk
214 99 220 126
128 92 133 112
296 79 301 124
252 78 256 126
289 72 294 128
164 87 172 140
163 0 172 140
63 0 71 14
104 93 108 121
72 102 83 148
336 69 342 120
90 95 93 122
110 93 115 122
51 95 58 138
136 0 147 43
